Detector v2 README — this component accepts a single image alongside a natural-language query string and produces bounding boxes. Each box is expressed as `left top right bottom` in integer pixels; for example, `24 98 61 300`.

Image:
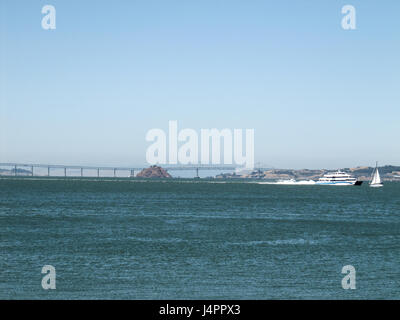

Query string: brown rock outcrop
136 166 172 178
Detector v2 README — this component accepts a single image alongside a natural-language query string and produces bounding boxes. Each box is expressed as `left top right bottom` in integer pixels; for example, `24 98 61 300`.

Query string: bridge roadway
0 163 270 178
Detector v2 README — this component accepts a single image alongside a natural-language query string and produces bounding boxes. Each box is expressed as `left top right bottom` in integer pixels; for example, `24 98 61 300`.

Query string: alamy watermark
40 4 356 31
41 5 56 30
341 265 356 289
41 265 56 290
341 5 356 30
145 121 255 169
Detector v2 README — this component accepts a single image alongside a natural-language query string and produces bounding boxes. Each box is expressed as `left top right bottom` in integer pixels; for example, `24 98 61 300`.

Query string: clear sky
1 0 399 169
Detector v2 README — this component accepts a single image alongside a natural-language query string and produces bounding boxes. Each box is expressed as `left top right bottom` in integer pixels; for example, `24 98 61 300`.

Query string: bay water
1 178 399 299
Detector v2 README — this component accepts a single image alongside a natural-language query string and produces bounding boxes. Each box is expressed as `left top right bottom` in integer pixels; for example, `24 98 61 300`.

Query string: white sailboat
370 162 383 188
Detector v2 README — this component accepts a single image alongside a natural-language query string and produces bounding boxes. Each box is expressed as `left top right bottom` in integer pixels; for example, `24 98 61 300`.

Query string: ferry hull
315 181 358 186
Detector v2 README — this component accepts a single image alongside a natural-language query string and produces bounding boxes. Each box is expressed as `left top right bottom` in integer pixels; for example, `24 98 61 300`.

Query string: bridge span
0 163 270 178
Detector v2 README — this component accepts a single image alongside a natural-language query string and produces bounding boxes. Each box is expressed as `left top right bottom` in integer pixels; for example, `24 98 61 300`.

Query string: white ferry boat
316 170 362 186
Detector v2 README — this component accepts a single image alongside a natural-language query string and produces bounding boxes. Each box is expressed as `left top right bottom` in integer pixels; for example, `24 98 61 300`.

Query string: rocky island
136 165 172 178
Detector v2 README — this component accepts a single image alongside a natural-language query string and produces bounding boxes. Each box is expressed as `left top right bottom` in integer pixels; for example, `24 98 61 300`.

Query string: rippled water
1 178 399 299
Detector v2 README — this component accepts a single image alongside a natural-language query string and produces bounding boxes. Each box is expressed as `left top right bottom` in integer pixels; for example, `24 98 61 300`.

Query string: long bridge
0 163 270 178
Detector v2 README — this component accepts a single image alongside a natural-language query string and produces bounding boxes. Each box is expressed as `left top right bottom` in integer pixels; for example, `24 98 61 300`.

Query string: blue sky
1 0 399 169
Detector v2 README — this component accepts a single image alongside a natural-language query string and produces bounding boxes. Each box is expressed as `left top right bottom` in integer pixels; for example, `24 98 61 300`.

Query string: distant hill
345 165 400 181
0 168 32 176
221 165 400 181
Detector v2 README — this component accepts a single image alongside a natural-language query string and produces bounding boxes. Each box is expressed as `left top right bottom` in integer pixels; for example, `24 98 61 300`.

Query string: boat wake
257 179 316 185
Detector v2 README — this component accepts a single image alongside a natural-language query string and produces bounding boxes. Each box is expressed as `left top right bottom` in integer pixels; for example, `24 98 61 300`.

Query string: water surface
1 178 399 299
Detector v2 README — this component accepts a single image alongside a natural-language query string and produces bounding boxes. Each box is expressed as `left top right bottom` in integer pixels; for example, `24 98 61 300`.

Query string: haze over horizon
1 0 399 169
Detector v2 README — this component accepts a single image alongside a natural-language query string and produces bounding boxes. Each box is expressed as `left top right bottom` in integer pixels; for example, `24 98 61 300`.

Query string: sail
371 168 381 185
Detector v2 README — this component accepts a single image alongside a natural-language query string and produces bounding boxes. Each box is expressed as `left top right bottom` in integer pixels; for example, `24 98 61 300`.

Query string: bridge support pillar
48 167 50 176
81 168 83 177
64 167 67 177
97 168 100 178
14 165 17 176
31 166 34 176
